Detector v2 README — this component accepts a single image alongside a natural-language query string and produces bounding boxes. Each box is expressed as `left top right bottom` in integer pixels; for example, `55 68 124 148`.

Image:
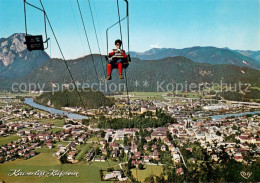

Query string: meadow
0 135 21 146
38 119 65 127
131 165 163 182
0 152 120 183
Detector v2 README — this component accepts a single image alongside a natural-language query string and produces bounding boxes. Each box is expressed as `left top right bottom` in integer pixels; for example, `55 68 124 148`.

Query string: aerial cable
87 0 106 77
69 0 93 79
32 0 87 111
76 0 101 83
69 0 86 50
25 2 88 183
86 0 111 91
76 3 112 169
92 0 106 58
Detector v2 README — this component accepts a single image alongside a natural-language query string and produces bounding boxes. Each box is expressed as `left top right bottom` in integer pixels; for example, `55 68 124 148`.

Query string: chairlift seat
106 56 130 69
24 35 44 51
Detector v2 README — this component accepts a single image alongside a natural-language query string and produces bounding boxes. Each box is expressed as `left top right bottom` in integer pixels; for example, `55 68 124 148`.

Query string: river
24 98 259 121
24 98 88 120
211 111 260 120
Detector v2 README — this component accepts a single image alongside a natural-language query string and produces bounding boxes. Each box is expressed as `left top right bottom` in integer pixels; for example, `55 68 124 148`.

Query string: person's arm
108 50 115 58
121 50 127 58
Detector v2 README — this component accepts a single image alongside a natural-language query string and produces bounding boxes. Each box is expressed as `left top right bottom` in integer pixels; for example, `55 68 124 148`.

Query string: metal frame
23 0 50 50
106 0 129 57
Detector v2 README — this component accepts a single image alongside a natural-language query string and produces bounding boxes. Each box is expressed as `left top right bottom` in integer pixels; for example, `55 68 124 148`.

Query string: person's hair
115 39 122 46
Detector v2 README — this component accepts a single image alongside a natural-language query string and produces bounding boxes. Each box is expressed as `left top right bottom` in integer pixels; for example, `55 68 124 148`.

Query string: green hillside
34 89 114 109
1 55 260 94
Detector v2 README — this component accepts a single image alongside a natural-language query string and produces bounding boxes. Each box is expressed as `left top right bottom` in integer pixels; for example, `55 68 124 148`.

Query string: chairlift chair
105 0 131 70
23 0 50 51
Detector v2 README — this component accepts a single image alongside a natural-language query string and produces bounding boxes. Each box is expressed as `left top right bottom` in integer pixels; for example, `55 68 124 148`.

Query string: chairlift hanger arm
39 0 49 46
106 0 129 55
106 16 127 32
106 16 127 54
24 0 45 14
23 0 49 50
124 0 129 17
106 0 128 32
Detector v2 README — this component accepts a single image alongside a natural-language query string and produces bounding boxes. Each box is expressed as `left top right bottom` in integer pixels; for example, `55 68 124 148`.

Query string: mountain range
130 47 260 70
0 33 260 92
235 50 260 63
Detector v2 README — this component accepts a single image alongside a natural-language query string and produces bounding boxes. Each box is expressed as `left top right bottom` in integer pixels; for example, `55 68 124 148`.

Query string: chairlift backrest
24 35 44 51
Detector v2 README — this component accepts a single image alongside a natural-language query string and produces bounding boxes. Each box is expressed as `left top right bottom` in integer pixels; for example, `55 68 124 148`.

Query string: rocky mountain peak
0 33 27 67
0 33 50 79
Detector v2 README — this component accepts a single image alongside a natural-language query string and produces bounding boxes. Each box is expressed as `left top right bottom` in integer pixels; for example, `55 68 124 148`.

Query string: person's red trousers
107 63 122 76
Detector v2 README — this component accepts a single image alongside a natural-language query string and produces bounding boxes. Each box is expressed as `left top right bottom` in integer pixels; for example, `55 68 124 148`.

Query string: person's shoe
106 75 111 80
119 74 124 79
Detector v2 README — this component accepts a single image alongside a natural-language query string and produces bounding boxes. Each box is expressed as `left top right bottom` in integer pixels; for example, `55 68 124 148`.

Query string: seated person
106 39 127 80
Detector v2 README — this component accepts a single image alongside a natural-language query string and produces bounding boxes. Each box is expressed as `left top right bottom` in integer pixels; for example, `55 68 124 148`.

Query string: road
58 141 72 159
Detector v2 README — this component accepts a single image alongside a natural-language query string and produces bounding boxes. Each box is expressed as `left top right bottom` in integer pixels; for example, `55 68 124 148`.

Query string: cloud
150 44 162 48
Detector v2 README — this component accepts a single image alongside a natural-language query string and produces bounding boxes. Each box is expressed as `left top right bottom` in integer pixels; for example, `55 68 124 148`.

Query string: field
250 87 260 91
0 102 6 107
75 143 92 160
38 119 65 127
131 165 163 182
87 136 99 142
0 112 4 118
122 91 205 101
56 141 71 147
48 127 63 134
164 92 203 99
178 92 202 98
123 92 165 101
0 152 120 183
0 135 21 146
114 140 124 144
0 161 114 183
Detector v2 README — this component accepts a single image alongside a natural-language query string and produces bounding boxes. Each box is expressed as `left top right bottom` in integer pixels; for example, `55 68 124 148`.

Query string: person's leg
118 63 122 75
117 59 123 74
106 64 112 80
117 59 124 79
107 64 112 76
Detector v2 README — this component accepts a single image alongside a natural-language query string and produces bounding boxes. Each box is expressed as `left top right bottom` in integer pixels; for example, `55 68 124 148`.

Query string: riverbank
24 98 88 120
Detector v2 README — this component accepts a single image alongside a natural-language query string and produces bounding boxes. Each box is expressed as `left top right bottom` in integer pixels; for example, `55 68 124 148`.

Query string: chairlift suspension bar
23 0 27 35
115 0 131 117
126 0 130 54
42 9 49 46
106 16 127 55
23 0 49 50
117 0 123 49
106 0 128 55
24 0 45 12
